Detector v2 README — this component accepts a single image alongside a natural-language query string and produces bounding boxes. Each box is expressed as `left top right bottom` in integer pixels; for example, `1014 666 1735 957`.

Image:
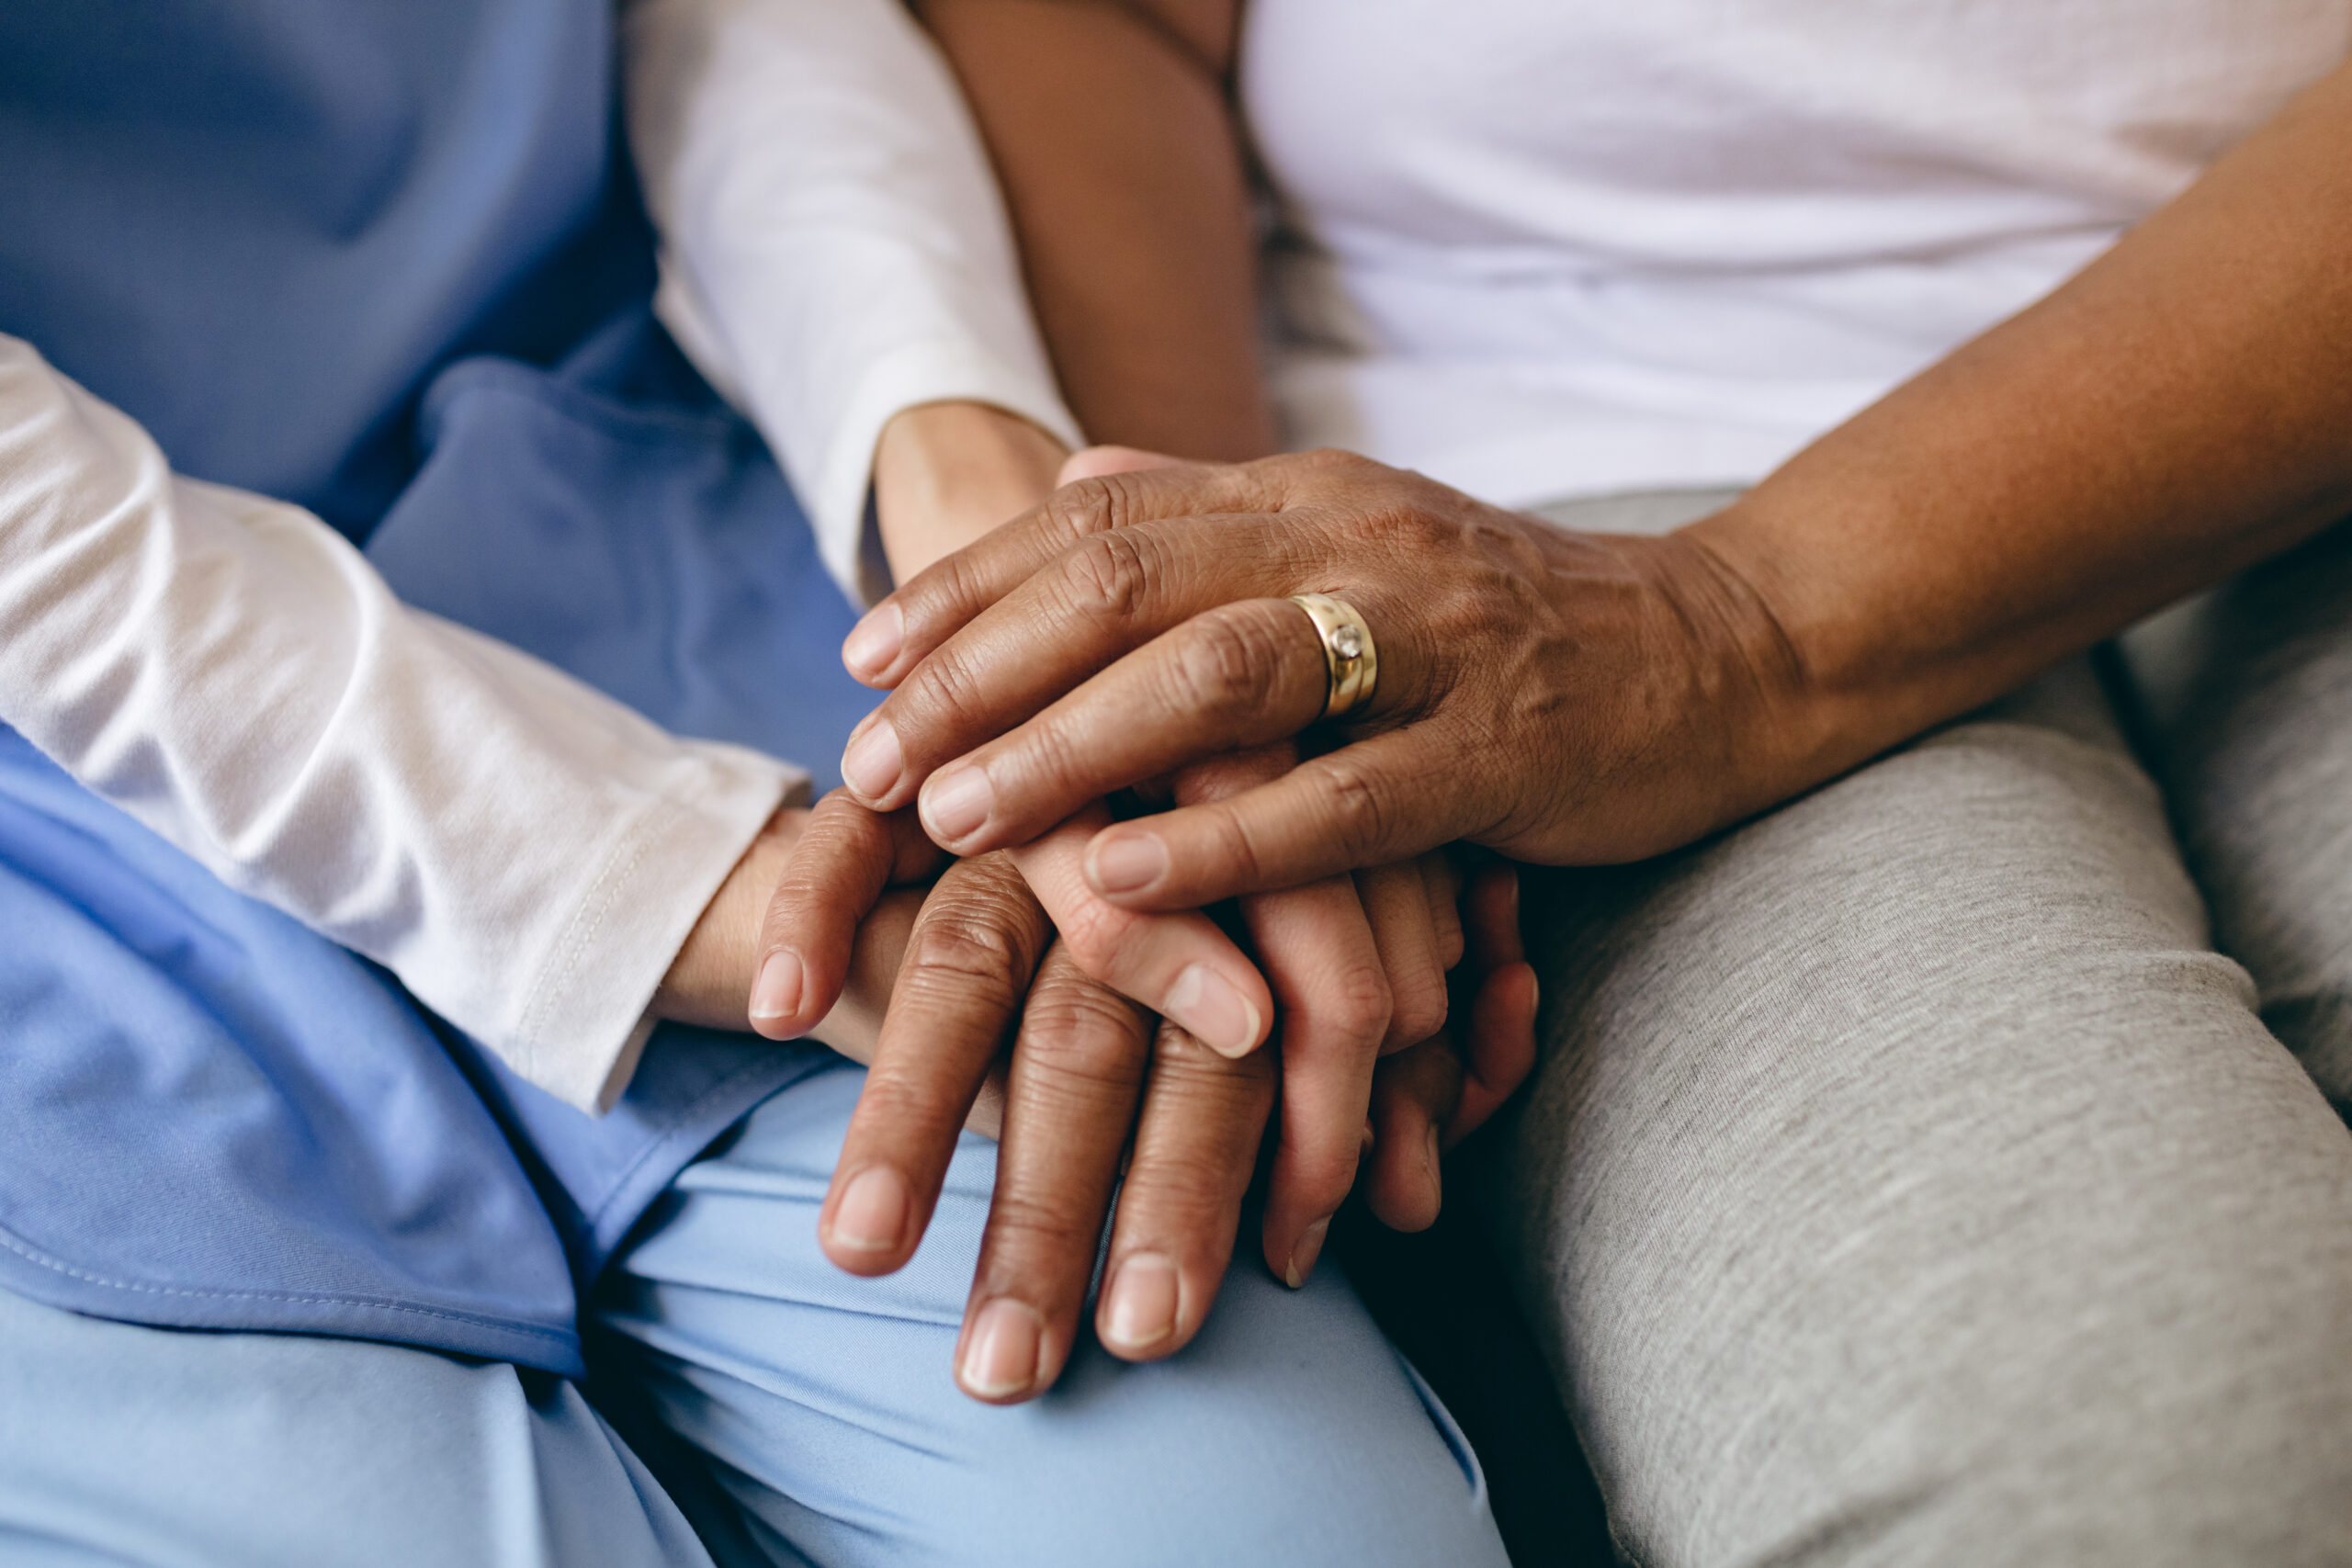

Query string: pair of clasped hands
667 419 1796 1405
731 442 1543 1406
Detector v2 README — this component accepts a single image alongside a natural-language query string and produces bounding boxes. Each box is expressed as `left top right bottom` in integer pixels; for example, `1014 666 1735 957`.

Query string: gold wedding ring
1289 593 1378 722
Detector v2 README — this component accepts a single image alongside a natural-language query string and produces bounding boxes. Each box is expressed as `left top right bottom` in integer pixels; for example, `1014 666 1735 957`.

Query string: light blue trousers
0 1062 1509 1568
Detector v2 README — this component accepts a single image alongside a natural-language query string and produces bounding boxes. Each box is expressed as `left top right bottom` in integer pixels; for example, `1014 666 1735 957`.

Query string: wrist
1634 513 1837 829
1677 494 1931 817
652 807 808 1032
874 401 1071 582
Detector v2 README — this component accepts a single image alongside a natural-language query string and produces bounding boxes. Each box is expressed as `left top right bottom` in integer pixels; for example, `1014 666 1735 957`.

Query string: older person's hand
750 779 1537 1402
828 448 1810 906
710 422 1536 1402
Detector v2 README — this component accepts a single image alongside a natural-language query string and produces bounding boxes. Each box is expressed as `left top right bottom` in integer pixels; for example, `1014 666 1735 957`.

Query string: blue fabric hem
0 0 885 1359
0 1219 585 1375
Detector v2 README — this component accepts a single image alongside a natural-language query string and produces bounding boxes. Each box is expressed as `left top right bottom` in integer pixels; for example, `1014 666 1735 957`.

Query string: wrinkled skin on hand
834 448 1804 908
748 784 1535 1403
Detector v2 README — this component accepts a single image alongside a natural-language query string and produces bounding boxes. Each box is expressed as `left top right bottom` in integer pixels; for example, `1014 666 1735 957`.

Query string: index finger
842 511 1340 815
820 852 1049 1278
840 459 1288 689
954 942 1153 1403
751 792 943 1039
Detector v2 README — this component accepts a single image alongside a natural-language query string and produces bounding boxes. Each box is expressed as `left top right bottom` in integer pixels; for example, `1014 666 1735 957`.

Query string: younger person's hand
872 400 1070 584
1360 858 1535 1233
750 783 1538 1398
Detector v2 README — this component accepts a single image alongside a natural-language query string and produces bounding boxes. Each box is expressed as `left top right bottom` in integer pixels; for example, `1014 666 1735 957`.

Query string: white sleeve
0 336 802 1113
624 0 1082 605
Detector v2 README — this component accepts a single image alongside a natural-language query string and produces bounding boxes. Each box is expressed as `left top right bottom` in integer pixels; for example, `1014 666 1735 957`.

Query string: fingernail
1284 1217 1331 1289
842 602 903 677
1102 1252 1180 1352
840 718 902 801
1423 1122 1442 1185
1164 964 1262 1057
920 765 994 843
959 1298 1044 1398
749 950 804 1025
1088 831 1169 895
828 1166 908 1254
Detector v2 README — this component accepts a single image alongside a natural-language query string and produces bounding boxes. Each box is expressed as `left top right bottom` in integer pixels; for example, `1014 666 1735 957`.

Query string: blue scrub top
0 0 882 1373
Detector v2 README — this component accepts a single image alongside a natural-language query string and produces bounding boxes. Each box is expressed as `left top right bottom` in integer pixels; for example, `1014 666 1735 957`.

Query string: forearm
0 337 798 1111
915 0 1274 460
624 0 1081 602
1703 59 2352 791
873 400 1069 581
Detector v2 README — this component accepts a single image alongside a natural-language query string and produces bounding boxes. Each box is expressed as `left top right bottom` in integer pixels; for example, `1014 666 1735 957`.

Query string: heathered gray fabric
2122 524 2352 1119
1470 492 2352 1567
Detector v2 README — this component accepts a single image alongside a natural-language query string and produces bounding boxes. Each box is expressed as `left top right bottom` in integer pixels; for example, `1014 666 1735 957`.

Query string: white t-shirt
1242 0 2351 506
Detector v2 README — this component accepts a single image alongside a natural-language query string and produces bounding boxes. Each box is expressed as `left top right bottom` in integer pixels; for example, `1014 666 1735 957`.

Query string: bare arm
831 56 2352 906
1708 57 2352 794
913 0 1272 460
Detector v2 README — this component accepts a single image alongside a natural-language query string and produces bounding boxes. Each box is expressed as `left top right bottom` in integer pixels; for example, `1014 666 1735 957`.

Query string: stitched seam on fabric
0 1223 572 1342
513 805 664 1081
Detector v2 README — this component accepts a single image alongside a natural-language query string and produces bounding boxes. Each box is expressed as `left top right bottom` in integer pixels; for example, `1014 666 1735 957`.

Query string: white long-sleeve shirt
0 0 1068 1111
624 0 1081 606
0 337 799 1111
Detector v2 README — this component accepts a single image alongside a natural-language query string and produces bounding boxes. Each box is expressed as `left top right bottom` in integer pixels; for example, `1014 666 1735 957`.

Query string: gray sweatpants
1483 493 2352 1566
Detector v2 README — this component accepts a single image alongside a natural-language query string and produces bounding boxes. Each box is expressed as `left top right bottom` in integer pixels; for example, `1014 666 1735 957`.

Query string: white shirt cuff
508 737 803 1112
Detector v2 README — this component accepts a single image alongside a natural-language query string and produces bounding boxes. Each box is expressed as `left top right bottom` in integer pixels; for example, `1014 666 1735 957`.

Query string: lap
0 1282 710 1568
1479 657 2352 1565
594 1061 1509 1568
0 1059 1506 1568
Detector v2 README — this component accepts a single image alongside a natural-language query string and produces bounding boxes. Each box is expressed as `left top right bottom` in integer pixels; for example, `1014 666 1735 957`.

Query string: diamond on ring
1287 593 1379 722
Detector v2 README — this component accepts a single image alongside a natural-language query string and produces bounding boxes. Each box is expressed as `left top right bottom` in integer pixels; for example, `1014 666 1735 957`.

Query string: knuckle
807 786 869 832
1152 1025 1279 1101
929 543 989 617
946 847 1031 898
1320 961 1395 1049
933 853 1036 928
900 641 995 733
853 1069 959 1133
1053 526 1154 625
1315 755 1394 858
1009 714 1102 807
1361 502 1455 556
1048 895 1134 977
1042 476 1126 545
891 962 1025 1028
983 1189 1098 1255
1197 804 1271 891
1121 1153 1240 1220
1019 984 1146 1066
907 911 1031 995
1016 1052 1147 1114
1162 608 1284 723
753 889 806 952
